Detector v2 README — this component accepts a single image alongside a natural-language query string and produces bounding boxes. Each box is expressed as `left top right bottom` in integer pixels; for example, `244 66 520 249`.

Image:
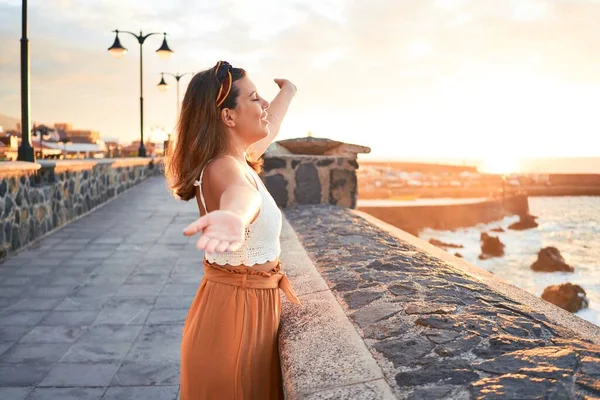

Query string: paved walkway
0 176 203 400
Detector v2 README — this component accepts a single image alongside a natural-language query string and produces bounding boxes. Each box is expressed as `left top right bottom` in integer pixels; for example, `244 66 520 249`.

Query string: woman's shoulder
204 156 254 188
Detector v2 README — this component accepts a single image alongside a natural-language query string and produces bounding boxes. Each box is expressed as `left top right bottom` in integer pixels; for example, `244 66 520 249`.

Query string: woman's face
227 75 270 143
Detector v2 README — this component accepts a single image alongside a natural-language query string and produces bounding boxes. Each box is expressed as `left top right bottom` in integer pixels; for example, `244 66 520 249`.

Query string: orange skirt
180 259 300 400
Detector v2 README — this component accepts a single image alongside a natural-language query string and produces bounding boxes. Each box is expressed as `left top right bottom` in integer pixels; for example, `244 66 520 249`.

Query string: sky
1 0 600 169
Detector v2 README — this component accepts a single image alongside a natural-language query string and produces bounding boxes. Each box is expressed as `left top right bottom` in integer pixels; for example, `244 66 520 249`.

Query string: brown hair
165 64 264 201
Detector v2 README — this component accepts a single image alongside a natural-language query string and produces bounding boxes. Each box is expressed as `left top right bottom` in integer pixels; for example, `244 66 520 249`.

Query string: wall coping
0 161 41 173
282 204 600 399
0 157 161 175
278 216 396 399
353 209 600 344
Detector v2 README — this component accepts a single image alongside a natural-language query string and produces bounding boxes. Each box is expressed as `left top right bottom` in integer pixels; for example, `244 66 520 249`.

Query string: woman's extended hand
274 78 297 95
183 210 245 253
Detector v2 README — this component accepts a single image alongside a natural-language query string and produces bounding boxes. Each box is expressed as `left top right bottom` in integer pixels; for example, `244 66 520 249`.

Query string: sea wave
419 196 600 327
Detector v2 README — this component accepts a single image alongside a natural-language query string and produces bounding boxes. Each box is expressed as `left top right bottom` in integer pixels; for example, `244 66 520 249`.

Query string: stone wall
261 154 359 208
357 194 529 234
0 158 162 259
281 205 600 399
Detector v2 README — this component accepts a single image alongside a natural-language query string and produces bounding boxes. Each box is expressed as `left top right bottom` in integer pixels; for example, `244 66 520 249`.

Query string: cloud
2 0 600 158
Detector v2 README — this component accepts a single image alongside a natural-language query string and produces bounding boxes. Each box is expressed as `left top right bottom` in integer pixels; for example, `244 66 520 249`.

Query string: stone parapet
281 205 600 399
0 158 162 259
262 155 359 208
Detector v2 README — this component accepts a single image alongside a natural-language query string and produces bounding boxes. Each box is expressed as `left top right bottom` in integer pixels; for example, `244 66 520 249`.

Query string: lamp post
107 29 174 157
17 0 34 162
157 71 194 120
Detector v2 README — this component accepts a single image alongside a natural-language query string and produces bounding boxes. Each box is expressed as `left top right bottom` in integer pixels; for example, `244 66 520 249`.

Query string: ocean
419 196 600 327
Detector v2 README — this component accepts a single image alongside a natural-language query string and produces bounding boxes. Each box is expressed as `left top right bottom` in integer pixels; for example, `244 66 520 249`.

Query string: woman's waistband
202 260 301 305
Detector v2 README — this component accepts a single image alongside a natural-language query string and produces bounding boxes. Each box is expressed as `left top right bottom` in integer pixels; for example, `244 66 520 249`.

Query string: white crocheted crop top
193 156 282 267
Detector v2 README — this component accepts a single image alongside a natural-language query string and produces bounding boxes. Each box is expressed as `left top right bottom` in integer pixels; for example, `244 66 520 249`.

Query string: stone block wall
261 155 359 208
0 158 161 259
281 205 600 399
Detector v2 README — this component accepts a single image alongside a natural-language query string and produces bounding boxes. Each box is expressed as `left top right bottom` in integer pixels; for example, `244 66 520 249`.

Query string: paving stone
0 363 54 386
60 341 132 364
0 326 33 342
159 283 198 296
115 284 165 297
93 298 154 325
5 297 63 311
137 324 183 343
38 362 120 387
27 387 104 400
123 340 180 363
38 310 100 326
54 296 110 311
0 387 33 400
0 311 48 326
20 326 86 344
145 308 188 325
154 295 194 309
77 324 143 344
111 361 180 386
0 343 71 363
102 386 179 400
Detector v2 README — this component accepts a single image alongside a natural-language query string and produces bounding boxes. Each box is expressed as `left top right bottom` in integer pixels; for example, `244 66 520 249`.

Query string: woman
165 61 299 399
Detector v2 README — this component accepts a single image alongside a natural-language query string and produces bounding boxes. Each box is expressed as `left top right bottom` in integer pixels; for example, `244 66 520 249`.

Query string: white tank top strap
193 159 215 214
192 156 260 214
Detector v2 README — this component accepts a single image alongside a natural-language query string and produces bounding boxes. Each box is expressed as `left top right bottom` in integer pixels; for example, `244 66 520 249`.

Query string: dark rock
3 196 14 218
404 303 456 315
470 373 570 399
472 335 546 359
434 334 481 357
509 213 539 230
428 238 464 248
291 160 301 169
329 168 356 208
294 163 321 204
14 210 20 224
316 159 334 167
363 317 411 340
350 303 401 328
367 259 403 271
479 232 505 259
343 290 384 309
395 359 478 387
11 226 20 250
531 247 574 273
388 281 420 297
407 386 454 400
474 347 577 375
580 356 600 376
415 315 462 331
424 329 461 344
454 252 463 258
263 156 286 170
491 227 505 232
264 174 288 207
576 374 600 394
541 283 588 312
0 179 7 197
374 337 434 368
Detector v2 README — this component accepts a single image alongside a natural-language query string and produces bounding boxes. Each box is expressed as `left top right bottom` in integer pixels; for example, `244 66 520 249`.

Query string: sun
479 157 520 174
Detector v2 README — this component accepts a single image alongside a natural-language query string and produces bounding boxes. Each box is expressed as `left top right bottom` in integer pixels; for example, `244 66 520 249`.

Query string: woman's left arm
250 79 297 159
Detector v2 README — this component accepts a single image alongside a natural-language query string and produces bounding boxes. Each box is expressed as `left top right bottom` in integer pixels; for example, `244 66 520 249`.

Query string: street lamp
17 0 34 162
157 71 195 120
107 29 174 157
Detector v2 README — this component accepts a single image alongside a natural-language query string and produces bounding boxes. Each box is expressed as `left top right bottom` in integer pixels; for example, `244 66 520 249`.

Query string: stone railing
0 158 162 259
279 205 600 399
